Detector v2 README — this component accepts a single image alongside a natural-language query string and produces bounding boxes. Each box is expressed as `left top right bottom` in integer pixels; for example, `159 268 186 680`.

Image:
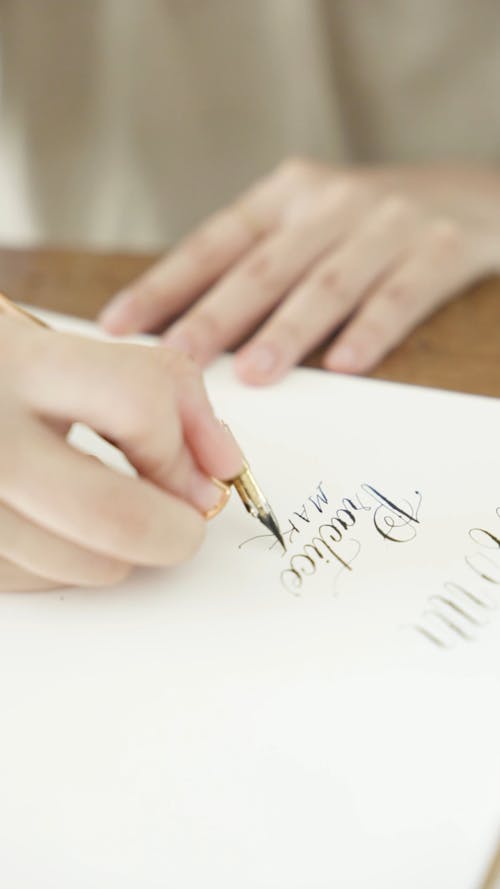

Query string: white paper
1 310 499 889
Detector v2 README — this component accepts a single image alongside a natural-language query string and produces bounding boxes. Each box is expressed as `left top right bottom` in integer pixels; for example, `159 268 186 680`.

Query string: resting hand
100 160 500 383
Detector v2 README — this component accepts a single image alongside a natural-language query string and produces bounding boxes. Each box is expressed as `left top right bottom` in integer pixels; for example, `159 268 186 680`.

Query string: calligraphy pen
0 293 285 550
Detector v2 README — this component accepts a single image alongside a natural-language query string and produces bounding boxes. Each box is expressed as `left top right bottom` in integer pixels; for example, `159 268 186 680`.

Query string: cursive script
412 507 500 648
239 481 422 596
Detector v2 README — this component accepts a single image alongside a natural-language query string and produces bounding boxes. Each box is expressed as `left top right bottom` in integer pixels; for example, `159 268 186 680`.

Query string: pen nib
260 508 286 553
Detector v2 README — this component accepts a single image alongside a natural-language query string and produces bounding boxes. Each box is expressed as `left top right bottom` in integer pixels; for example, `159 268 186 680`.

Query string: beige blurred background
0 0 498 250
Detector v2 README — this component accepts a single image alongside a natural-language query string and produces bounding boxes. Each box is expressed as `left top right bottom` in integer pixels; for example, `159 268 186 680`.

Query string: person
0 311 242 591
0 1 498 589
1 1 499 384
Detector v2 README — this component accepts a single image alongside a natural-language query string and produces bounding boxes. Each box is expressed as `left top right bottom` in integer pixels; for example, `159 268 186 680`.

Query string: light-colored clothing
0 0 498 249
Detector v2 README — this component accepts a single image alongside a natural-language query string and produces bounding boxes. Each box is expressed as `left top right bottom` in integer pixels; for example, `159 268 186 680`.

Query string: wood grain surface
0 244 498 397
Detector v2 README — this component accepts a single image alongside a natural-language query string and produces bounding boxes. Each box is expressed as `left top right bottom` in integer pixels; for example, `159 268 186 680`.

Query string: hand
100 161 500 383
0 316 242 591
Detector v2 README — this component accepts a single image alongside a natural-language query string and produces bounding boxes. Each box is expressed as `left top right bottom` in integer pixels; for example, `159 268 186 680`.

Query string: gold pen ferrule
227 460 267 519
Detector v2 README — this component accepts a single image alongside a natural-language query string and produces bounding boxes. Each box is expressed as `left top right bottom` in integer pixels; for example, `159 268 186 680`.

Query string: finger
0 556 64 593
172 355 244 481
0 499 131 587
324 220 474 373
162 180 370 366
0 416 205 567
13 326 227 513
234 196 420 383
98 161 308 335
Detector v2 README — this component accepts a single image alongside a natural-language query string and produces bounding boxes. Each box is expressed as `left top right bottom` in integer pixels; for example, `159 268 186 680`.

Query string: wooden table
0 244 498 398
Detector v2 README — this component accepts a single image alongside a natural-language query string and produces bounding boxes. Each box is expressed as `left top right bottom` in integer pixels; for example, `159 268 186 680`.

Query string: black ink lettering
361 484 421 524
318 521 343 544
469 527 500 549
290 553 316 577
335 508 356 528
360 485 422 542
444 581 492 610
238 531 285 553
309 482 328 513
342 496 372 513
303 539 352 572
332 539 361 595
465 553 500 584
280 568 303 595
421 609 473 642
429 594 482 627
284 518 301 546
412 625 448 648
293 505 310 524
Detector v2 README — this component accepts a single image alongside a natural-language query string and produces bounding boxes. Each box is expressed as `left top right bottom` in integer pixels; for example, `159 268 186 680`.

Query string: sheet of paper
1 310 499 889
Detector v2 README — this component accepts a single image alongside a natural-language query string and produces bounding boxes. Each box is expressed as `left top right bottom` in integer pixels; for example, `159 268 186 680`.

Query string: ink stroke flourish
239 481 422 595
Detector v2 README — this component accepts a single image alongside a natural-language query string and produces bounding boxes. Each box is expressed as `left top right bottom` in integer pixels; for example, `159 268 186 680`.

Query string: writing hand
0 317 242 590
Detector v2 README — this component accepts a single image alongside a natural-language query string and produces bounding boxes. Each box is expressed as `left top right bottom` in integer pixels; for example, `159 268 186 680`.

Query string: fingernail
237 343 279 380
216 419 245 478
326 344 357 372
193 476 230 517
98 290 135 333
163 327 193 357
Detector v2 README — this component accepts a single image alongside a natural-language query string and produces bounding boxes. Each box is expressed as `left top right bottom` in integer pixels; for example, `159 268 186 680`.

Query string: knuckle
188 309 225 346
277 155 317 184
353 318 384 348
244 248 282 291
334 173 367 202
91 558 132 588
316 268 341 297
339 176 364 203
163 348 200 383
115 350 174 439
0 409 30 493
119 273 156 305
105 564 133 586
323 177 364 213
384 280 407 303
183 224 221 269
278 155 310 176
119 387 163 441
96 486 157 558
144 345 176 383
428 218 464 253
0 316 31 366
266 319 302 348
172 513 206 565
379 194 415 226
316 265 342 295
313 264 349 304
